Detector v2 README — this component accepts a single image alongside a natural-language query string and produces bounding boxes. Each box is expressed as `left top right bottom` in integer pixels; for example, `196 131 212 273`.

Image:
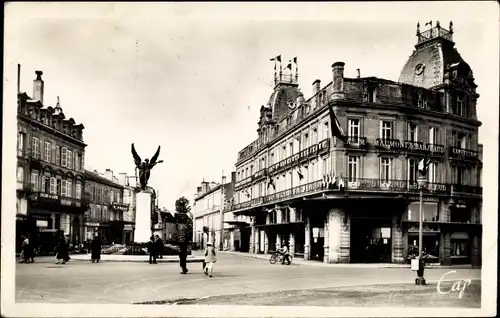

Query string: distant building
16 68 88 251
116 173 138 243
192 173 239 250
227 22 482 266
84 169 129 244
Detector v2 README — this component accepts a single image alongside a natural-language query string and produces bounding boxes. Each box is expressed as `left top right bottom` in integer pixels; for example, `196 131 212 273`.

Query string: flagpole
294 57 298 83
274 59 277 85
279 55 282 82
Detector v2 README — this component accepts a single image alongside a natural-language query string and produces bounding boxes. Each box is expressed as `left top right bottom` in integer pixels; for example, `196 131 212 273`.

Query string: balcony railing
229 180 326 212
449 147 479 161
374 138 403 152
345 178 450 194
237 98 331 164
17 148 42 160
345 136 369 148
227 178 482 213
451 184 483 195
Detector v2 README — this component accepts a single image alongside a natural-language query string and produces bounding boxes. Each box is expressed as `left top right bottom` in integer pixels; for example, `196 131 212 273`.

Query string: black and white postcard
2 2 498 317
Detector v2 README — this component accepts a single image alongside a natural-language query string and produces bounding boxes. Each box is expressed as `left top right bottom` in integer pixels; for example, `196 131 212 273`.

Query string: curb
219 251 477 269
70 255 204 263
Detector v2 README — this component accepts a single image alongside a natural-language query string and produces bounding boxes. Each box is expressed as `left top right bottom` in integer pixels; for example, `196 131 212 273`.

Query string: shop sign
39 193 59 200
450 147 478 159
375 138 402 150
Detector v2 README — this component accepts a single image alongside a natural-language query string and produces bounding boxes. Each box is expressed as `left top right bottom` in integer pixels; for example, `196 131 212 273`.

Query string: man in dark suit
147 236 157 264
178 221 192 274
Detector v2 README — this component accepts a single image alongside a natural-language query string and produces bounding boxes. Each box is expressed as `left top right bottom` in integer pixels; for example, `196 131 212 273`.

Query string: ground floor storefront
16 193 88 253
240 197 482 266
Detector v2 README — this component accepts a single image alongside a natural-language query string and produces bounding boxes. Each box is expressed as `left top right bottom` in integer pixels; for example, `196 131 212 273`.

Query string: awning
224 221 249 227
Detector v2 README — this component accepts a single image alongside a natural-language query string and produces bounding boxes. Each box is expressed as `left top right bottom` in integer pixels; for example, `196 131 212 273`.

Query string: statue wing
131 143 142 166
150 146 161 165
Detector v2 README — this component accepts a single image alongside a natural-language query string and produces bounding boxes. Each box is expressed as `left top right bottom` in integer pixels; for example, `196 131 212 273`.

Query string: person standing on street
155 235 164 259
147 236 157 264
90 235 102 263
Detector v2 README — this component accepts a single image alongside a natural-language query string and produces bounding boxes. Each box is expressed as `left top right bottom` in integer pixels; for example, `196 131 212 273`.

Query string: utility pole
219 171 226 251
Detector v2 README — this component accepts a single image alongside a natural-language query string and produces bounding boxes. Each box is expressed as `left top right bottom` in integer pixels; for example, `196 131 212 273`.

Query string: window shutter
61 180 67 197
61 147 67 166
50 177 56 194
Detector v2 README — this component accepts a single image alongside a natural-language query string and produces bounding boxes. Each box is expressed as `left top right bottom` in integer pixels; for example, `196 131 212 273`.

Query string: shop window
451 232 469 257
407 235 440 260
407 202 439 222
450 207 471 223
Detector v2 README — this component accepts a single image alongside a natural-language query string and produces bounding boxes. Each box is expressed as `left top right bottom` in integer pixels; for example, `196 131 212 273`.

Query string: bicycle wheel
269 253 277 264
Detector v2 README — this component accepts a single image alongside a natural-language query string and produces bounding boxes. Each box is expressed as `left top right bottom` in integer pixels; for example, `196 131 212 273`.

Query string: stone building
228 22 482 266
16 68 88 251
192 173 243 250
83 169 129 244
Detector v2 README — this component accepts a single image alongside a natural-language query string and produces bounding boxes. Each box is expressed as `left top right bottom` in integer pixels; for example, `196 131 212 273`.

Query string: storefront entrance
350 216 392 263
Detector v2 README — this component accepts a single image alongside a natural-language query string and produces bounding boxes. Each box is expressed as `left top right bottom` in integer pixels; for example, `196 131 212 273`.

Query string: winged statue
131 143 163 190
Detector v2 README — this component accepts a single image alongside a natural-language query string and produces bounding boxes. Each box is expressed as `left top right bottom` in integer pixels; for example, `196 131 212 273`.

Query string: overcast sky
4 2 498 210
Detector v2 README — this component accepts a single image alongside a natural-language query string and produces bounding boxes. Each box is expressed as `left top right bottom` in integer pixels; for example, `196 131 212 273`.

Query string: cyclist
280 243 291 265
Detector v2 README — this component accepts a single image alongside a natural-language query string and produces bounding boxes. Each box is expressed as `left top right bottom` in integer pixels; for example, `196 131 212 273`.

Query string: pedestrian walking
90 235 102 263
147 236 157 264
55 231 70 264
155 235 164 259
178 224 191 274
26 234 35 263
20 235 30 263
203 242 217 278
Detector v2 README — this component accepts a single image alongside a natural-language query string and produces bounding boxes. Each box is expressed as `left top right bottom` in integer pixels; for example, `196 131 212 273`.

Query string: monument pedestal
135 190 153 243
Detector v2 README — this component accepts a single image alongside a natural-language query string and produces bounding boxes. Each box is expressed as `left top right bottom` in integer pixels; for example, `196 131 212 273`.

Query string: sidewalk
220 251 475 269
70 253 204 263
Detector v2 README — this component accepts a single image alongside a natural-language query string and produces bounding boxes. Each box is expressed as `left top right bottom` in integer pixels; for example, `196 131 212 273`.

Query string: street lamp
415 175 427 285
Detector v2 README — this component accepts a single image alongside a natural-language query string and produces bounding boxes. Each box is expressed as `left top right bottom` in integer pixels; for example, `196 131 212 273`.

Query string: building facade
16 69 89 251
83 169 130 244
192 173 244 250
228 22 482 266
116 173 138 243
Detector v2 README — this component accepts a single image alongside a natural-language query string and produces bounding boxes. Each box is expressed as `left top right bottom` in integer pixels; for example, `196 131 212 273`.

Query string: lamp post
415 175 427 285
219 173 226 251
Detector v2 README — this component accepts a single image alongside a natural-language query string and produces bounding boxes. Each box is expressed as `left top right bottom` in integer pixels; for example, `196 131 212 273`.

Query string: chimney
201 181 209 193
231 171 236 183
118 173 127 186
356 69 361 78
312 79 321 95
104 169 114 181
33 70 44 103
332 62 345 100
17 64 21 93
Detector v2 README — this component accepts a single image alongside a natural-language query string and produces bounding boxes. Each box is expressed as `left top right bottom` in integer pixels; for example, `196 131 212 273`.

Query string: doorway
350 216 392 263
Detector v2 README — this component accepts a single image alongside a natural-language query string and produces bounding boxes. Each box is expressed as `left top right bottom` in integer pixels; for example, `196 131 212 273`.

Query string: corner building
229 22 482 266
16 70 88 252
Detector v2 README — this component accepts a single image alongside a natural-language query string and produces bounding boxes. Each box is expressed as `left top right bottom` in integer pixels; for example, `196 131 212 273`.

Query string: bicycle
269 251 292 265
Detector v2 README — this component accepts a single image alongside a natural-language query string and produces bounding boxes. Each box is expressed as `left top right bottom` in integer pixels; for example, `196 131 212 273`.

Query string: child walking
203 242 217 278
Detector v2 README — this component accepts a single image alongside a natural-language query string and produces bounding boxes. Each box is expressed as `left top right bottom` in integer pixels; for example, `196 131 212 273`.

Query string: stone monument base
135 190 153 243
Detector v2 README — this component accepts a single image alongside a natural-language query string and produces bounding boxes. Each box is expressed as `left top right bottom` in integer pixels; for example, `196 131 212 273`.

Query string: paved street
16 253 481 304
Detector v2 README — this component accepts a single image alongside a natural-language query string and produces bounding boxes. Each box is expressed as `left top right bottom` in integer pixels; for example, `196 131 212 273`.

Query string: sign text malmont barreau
375 139 445 153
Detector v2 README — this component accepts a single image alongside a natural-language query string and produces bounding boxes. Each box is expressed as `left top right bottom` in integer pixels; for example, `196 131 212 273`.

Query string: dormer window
368 87 377 103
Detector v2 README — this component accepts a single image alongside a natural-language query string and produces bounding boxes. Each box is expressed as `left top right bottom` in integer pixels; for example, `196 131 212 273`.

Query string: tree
175 196 191 214
175 196 193 244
